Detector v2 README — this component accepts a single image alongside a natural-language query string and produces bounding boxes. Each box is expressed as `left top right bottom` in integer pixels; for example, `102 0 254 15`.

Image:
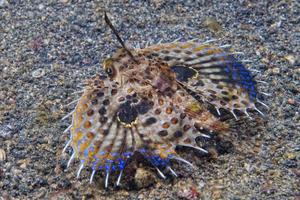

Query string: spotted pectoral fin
68 75 202 184
139 42 267 118
181 54 265 119
69 75 157 187
70 75 134 171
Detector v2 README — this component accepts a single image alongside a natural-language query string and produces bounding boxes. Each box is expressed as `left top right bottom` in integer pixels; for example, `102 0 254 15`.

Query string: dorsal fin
104 12 137 63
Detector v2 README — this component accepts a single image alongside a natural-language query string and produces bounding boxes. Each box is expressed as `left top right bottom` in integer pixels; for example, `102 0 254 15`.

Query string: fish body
63 41 266 187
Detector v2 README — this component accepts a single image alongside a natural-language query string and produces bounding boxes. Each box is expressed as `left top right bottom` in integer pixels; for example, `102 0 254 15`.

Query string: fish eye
103 58 115 77
105 67 113 76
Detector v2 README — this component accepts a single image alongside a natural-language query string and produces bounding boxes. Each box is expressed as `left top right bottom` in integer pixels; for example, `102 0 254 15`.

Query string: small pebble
203 17 222 33
134 168 156 189
152 0 164 8
176 180 201 200
287 99 296 105
0 0 8 7
38 4 44 10
60 0 69 3
32 68 45 78
284 152 296 160
19 159 30 169
0 149 6 161
271 68 280 74
284 55 296 65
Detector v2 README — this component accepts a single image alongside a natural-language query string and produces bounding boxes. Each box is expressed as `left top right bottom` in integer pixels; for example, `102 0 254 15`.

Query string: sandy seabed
0 0 299 199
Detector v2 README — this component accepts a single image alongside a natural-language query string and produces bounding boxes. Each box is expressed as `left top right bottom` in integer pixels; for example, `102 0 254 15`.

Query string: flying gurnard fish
61 12 268 188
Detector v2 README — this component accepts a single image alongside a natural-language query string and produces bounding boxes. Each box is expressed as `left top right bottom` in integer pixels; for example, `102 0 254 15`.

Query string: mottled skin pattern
64 42 264 187
139 42 262 118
